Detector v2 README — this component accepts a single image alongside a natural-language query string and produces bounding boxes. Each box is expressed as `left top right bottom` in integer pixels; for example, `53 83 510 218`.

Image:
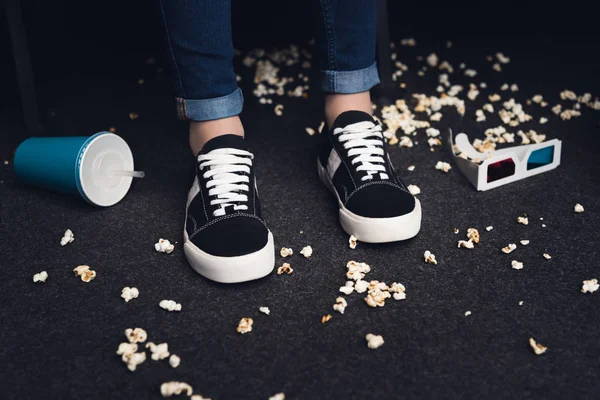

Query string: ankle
324 91 373 128
189 116 244 155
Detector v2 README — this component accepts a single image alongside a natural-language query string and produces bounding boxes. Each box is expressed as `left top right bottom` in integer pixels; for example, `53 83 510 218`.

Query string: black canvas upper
186 134 269 257
319 111 416 218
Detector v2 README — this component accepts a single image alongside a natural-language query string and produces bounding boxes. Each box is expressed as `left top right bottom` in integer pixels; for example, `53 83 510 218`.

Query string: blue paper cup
14 132 135 207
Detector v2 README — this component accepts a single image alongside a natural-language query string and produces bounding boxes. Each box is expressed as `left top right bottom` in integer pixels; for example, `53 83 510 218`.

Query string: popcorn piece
339 285 354 295
519 301 524 306
424 250 437 265
520 240 530 245
365 288 391 307
125 328 148 344
529 338 547 355
426 127 440 137
349 235 358 249
354 280 369 294
435 161 451 173
280 247 293 257
269 394 285 400
33 271 48 283
159 300 182 312
543 253 552 260
117 342 138 357
389 282 406 300
259 306 271 315
430 112 442 121
277 263 293 275
489 94 501 102
517 216 529 225
237 317 253 334
73 265 96 282
274 104 284 116
333 297 347 314
574 203 584 213
60 229 74 246
511 260 524 270
454 228 459 234
540 117 548 124
129 112 139 120
154 239 175 254
169 354 180 368
407 165 415 171
300 246 313 258
510 84 519 92
486 226 493 231
321 314 332 323
465 311 472 316
160 382 193 397
146 342 170 360
483 103 494 113
458 239 474 249
346 260 370 281
581 279 599 294
492 63 501 72
428 137 441 147
475 109 486 122
122 351 146 372
121 287 139 302
502 244 517 254
365 333 384 349
467 228 480 244
399 136 414 148
305 127 316 136
407 184 421 195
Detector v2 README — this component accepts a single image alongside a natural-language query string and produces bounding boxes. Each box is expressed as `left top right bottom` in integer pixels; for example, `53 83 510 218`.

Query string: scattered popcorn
277 263 293 275
305 127 315 136
333 297 348 314
169 354 180 368
574 203 584 213
492 63 502 72
400 38 416 47
269 394 285 400
430 112 442 121
122 350 146 372
464 69 477 77
339 284 355 295
428 137 441 147
467 228 480 244
482 103 494 113
532 95 543 103
520 240 530 245
321 314 332 323
424 250 437 265
517 216 529 225
407 184 420 195
155 239 175 254
399 136 414 148
502 244 517 254
33 271 48 283
274 104 284 116
237 317 253 334
560 90 577 101
454 228 459 234
60 229 74 246
354 280 369 294
365 333 384 349
121 287 139 302
365 287 391 307
159 300 182 312
125 328 148 343
501 83 509 91
426 53 439 67
581 279 599 294
529 338 547 355
465 311 472 316
407 165 415 171
486 226 493 231
73 265 96 282
519 301 524 306
511 84 519 92
540 117 548 124
496 52 510 64
511 260 524 270
129 112 139 120
160 382 193 397
475 109 486 122
435 161 451 173
489 94 501 102
259 306 270 315
458 239 474 249
300 245 313 258
543 253 552 260
146 342 170 360
116 342 138 357
349 235 357 249
280 247 293 257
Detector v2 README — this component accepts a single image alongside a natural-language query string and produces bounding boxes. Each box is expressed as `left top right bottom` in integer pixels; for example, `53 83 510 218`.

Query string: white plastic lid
78 133 134 207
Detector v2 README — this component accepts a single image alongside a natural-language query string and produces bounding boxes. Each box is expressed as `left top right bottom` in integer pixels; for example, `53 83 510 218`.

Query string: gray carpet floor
1 35 599 399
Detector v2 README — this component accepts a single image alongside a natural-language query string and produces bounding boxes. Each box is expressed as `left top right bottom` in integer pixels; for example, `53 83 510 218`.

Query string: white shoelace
197 148 253 217
333 121 389 181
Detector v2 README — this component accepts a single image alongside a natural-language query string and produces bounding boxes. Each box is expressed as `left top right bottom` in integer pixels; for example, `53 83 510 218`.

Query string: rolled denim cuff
175 88 243 121
320 62 380 94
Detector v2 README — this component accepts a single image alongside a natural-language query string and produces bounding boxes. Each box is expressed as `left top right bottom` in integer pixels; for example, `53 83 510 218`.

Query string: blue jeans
159 0 380 121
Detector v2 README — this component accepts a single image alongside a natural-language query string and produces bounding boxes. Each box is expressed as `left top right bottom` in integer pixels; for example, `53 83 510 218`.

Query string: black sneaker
183 134 274 283
317 111 421 243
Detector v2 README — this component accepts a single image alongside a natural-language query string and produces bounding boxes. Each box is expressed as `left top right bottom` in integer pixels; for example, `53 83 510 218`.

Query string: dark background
1 1 599 399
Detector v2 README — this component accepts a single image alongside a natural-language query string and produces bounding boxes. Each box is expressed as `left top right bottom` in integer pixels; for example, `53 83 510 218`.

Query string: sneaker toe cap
345 183 416 218
189 215 269 257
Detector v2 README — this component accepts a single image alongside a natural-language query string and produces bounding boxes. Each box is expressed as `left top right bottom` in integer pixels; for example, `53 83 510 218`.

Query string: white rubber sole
318 159 422 243
183 230 275 283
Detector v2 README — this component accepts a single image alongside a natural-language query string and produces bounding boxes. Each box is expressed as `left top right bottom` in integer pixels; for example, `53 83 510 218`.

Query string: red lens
487 158 515 183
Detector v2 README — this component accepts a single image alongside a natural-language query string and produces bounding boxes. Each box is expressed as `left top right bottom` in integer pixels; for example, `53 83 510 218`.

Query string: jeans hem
176 88 243 121
320 62 380 94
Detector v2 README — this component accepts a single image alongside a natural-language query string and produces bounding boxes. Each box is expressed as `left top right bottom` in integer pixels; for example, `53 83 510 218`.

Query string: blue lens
527 146 554 170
